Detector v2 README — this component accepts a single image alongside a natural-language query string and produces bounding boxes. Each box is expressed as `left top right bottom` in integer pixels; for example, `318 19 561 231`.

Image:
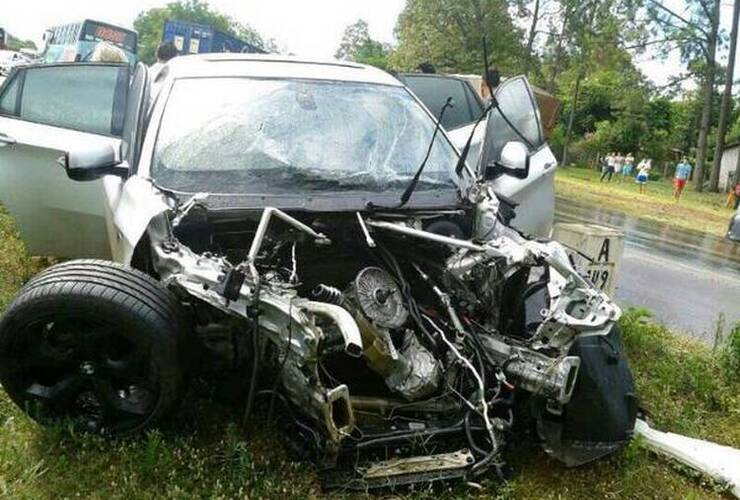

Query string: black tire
0 259 192 434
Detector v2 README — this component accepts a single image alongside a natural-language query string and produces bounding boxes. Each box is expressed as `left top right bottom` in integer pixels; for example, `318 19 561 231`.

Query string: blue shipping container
162 20 264 55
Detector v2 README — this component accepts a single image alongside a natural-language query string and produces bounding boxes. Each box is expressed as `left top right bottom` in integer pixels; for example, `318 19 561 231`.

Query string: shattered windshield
151 78 460 195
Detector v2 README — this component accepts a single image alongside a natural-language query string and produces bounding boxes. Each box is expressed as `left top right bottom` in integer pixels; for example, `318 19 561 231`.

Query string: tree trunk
561 72 582 167
546 5 570 93
524 0 541 76
709 0 739 192
694 0 720 193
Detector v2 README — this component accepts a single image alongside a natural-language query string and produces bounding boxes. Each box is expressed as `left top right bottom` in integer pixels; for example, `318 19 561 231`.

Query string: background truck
162 20 264 55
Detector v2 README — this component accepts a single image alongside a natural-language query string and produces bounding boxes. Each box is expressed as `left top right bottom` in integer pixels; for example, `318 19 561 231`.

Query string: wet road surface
555 197 740 343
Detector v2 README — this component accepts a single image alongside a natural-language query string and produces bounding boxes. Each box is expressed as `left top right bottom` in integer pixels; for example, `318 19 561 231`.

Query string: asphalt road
556 197 740 344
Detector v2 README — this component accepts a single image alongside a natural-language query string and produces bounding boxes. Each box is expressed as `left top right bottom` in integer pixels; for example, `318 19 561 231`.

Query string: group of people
599 152 654 194
598 152 695 200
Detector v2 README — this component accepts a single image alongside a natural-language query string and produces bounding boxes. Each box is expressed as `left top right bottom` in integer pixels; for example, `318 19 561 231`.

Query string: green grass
1 205 739 499
555 166 735 236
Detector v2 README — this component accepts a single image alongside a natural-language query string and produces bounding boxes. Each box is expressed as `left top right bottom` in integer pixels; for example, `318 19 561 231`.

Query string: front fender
104 176 170 264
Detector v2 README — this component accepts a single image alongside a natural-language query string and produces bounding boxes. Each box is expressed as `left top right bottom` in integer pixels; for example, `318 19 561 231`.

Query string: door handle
0 133 16 146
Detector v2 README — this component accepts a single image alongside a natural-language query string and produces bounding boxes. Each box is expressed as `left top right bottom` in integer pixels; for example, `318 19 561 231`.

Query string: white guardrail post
552 223 625 296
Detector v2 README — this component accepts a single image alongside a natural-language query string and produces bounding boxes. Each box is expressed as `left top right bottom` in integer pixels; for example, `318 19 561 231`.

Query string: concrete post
552 222 625 297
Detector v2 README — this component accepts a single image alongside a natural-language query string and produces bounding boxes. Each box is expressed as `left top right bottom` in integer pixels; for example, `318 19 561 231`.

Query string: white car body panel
103 176 170 263
0 116 119 257
448 121 557 238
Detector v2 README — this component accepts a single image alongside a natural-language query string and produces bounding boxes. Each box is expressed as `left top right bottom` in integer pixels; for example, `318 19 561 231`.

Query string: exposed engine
146 188 636 490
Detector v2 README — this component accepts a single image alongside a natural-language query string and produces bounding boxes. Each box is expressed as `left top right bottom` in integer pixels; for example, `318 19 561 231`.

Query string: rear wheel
0 260 191 434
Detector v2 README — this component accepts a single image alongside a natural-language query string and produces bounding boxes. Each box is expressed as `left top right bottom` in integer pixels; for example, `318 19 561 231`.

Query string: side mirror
483 141 530 180
58 143 128 182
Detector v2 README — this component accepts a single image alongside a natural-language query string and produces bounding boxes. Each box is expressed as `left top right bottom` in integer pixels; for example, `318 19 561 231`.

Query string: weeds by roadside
620 309 739 447
721 323 740 376
0 206 30 310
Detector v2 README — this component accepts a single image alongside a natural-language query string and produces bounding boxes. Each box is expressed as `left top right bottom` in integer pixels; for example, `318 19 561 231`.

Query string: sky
2 0 406 59
2 0 738 90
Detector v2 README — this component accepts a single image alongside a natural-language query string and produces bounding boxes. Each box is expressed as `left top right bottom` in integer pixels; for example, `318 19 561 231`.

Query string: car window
481 77 543 166
13 64 129 136
463 82 484 116
0 73 20 114
403 75 476 130
152 78 460 196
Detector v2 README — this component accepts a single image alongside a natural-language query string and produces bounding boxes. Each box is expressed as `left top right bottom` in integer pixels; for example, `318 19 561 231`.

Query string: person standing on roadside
621 153 635 180
635 158 651 194
150 42 179 81
601 152 615 182
673 157 692 202
611 152 624 183
732 181 740 209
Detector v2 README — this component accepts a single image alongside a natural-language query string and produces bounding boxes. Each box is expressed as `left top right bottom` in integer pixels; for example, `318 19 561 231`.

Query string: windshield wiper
398 97 454 207
455 34 534 178
454 99 495 177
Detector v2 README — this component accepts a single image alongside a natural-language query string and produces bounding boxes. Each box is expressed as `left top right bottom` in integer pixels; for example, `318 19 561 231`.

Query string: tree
335 19 371 60
334 19 390 69
390 0 525 75
558 0 642 166
523 0 543 76
647 0 722 191
353 40 391 69
709 0 740 191
511 0 560 79
133 0 273 64
5 34 36 52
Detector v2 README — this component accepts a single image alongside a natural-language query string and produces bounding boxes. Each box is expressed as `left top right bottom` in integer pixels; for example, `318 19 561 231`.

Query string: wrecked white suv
0 55 635 489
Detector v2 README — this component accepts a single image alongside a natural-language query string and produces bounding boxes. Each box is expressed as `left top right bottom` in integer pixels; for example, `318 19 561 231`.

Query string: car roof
163 53 403 86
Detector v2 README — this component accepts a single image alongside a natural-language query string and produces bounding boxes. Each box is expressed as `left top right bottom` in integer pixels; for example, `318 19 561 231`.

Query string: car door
0 62 130 258
479 76 557 237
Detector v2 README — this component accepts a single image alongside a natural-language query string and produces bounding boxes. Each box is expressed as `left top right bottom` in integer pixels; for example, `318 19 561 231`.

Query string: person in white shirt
635 158 652 194
600 152 615 182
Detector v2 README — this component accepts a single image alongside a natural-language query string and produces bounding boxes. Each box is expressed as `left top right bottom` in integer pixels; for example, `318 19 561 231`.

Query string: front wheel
0 260 191 434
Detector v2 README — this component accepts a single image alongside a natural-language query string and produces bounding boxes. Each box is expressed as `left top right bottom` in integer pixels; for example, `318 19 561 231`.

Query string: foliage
5 34 37 52
335 19 390 69
0 206 29 311
352 39 391 69
720 322 740 376
646 0 723 192
390 0 525 75
620 309 739 444
557 63 683 165
335 19 369 60
133 0 274 64
647 0 725 67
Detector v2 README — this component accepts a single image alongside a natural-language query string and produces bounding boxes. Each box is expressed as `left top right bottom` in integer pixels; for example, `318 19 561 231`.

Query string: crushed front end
145 186 637 490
